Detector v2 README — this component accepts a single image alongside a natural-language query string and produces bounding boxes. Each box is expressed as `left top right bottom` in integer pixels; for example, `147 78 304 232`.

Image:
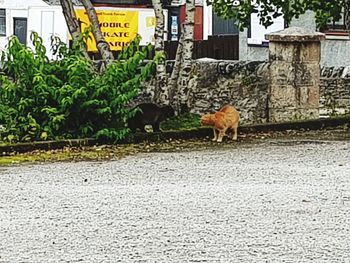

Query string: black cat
128 103 175 133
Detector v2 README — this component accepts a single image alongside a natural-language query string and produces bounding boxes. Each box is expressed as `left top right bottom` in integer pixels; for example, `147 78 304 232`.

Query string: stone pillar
266 27 325 122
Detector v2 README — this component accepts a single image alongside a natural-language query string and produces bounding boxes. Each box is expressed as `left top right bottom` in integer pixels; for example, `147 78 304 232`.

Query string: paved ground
0 138 350 262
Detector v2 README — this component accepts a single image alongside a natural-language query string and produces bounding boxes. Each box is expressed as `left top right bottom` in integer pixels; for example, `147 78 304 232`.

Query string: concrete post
266 27 325 122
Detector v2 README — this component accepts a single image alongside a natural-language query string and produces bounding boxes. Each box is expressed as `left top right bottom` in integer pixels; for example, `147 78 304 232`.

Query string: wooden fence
164 35 239 60
88 35 239 61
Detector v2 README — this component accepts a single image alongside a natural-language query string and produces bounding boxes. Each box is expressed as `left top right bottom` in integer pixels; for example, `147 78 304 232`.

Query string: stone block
270 61 320 87
269 108 319 122
266 27 325 42
269 42 296 62
269 61 295 86
299 86 320 108
294 63 320 86
269 42 321 63
269 85 297 108
298 42 321 62
270 83 319 110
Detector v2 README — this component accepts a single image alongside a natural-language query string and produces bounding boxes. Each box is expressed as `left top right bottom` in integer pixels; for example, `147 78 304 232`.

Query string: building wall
0 0 46 8
321 40 350 67
239 29 269 62
0 0 68 58
27 6 68 59
238 10 350 67
202 3 212 40
1 1 163 58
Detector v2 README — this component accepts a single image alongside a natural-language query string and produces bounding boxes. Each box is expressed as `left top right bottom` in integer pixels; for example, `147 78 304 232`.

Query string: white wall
1 1 167 59
0 0 64 57
27 6 68 59
239 10 350 67
0 0 47 8
202 1 212 40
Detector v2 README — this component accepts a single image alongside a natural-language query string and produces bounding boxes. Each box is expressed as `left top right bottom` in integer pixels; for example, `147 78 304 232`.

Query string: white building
0 0 163 59
0 0 68 58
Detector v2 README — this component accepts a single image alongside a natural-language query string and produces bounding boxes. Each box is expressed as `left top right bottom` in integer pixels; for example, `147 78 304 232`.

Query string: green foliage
0 32 155 143
208 0 343 31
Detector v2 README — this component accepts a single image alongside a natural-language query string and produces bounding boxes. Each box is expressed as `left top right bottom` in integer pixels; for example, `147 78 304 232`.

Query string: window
212 12 239 36
325 7 349 35
0 9 5 36
13 18 27 45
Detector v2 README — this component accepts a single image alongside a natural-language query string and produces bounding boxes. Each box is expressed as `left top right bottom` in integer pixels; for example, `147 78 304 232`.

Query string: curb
0 116 349 156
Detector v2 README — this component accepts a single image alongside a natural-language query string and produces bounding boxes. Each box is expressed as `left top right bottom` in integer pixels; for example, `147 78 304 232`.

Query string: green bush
0 32 155 143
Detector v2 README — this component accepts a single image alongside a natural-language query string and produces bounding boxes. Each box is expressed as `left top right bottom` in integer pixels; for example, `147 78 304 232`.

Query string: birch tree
59 0 196 113
79 0 114 61
345 0 350 29
60 0 114 62
174 0 195 112
151 0 167 104
153 0 196 114
59 0 89 59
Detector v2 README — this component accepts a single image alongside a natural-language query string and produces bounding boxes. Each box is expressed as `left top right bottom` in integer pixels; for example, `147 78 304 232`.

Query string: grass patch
161 113 201 131
0 145 141 166
0 139 217 166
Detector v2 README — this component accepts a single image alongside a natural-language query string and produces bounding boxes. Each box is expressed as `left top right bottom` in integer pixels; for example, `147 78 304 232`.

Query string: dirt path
0 136 349 262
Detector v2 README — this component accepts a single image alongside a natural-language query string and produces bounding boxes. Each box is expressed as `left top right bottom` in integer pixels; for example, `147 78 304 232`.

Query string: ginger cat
200 105 240 142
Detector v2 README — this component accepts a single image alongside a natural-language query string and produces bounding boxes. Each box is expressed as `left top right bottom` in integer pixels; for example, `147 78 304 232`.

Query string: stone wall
137 27 330 124
320 66 350 116
187 60 269 124
136 59 270 124
135 59 350 124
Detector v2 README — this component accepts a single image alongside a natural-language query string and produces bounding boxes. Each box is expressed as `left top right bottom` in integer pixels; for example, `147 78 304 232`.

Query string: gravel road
0 139 350 262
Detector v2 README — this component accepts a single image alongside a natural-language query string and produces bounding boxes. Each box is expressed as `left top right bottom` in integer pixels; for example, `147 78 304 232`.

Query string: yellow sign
75 10 138 51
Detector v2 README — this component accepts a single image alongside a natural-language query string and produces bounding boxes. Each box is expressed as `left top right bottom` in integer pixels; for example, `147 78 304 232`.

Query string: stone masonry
136 60 270 125
135 28 350 124
187 60 269 124
266 27 325 122
320 66 350 117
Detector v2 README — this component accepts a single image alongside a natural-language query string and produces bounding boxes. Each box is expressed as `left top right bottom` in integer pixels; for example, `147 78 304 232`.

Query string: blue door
14 18 27 45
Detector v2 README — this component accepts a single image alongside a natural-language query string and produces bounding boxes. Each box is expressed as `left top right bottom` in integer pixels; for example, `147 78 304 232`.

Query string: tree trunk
345 0 350 30
59 0 89 59
151 0 168 105
168 28 184 107
175 0 195 113
150 0 195 113
79 0 114 62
